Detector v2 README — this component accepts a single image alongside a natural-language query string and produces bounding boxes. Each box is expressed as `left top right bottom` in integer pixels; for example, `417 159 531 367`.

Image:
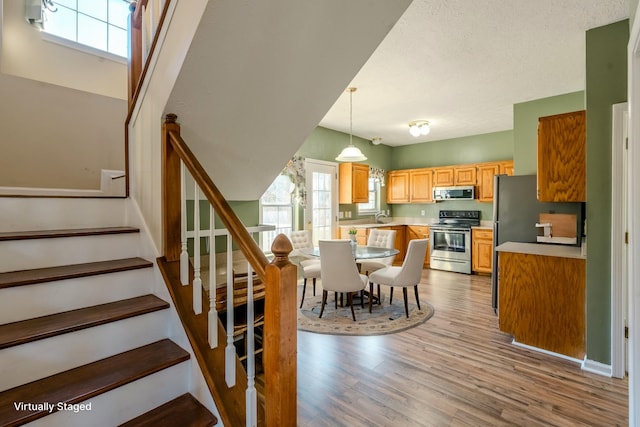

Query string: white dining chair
359 228 396 304
368 239 428 318
318 240 368 321
289 230 321 308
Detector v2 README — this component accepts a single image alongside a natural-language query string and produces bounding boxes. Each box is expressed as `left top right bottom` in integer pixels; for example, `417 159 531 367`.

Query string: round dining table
299 244 399 261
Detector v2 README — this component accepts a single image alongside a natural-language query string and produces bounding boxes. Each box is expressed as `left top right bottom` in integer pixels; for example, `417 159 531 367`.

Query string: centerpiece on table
348 228 358 243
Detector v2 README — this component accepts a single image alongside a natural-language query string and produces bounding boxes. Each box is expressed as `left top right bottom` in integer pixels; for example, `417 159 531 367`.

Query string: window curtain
283 155 306 207
370 166 385 187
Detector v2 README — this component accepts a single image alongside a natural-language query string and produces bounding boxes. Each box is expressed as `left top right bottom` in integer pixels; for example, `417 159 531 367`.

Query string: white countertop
495 241 585 259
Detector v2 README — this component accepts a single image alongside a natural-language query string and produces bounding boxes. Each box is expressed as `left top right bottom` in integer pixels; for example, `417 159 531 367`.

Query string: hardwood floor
296 269 628 426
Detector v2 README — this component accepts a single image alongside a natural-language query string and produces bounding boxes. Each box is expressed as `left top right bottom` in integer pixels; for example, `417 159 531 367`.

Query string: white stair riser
0 269 154 324
0 234 142 272
26 362 190 427
0 198 127 232
0 311 169 392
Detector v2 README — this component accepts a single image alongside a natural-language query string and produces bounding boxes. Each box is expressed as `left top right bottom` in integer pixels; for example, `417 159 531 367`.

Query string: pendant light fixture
336 87 367 162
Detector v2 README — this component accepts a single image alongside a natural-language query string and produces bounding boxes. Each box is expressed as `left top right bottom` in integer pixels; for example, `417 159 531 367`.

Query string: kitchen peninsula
495 242 586 360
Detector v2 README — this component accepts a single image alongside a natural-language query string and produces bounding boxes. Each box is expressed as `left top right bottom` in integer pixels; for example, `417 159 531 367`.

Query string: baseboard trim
582 359 613 377
511 340 583 364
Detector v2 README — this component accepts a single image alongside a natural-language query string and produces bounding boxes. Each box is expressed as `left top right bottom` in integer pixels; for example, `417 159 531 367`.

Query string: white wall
1 0 126 100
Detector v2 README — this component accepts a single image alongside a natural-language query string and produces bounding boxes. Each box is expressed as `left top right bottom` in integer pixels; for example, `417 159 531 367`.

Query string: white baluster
192 185 202 314
180 161 189 286
225 235 236 387
245 263 257 427
208 206 218 348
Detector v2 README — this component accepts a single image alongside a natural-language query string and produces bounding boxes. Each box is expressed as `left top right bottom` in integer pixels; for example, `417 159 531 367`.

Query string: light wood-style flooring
296 269 628 426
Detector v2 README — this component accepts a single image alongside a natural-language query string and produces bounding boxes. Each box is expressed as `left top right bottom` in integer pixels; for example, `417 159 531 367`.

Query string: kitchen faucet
374 211 388 223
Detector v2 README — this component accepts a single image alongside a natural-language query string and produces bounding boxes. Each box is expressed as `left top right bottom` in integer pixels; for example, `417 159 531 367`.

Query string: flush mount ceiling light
409 120 431 137
336 87 367 162
371 137 382 145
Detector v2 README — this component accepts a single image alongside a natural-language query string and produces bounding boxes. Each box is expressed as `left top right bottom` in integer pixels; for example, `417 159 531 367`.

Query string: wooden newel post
264 234 297 426
162 113 182 261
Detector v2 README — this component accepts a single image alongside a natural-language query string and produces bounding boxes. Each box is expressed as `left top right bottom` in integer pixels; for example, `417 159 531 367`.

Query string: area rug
297 285 434 336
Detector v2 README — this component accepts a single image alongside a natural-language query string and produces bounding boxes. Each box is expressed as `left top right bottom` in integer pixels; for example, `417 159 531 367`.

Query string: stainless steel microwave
432 186 475 201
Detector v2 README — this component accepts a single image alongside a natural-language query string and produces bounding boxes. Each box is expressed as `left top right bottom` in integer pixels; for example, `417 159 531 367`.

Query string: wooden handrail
163 114 269 280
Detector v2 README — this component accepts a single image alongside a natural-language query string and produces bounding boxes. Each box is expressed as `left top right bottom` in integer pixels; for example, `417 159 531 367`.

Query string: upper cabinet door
433 167 454 186
410 168 433 203
537 110 586 202
454 166 477 185
339 162 369 204
386 170 410 203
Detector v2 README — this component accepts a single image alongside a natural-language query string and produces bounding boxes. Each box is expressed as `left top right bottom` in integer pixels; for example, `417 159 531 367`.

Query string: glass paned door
305 159 338 245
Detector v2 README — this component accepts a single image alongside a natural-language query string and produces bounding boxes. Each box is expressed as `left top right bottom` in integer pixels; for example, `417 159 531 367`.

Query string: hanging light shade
409 120 430 137
336 87 367 162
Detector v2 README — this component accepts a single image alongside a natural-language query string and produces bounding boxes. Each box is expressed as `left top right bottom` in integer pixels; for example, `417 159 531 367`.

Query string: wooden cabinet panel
476 164 500 202
386 170 410 204
410 169 433 203
454 166 477 185
537 110 586 202
406 225 430 268
339 162 369 204
433 168 454 186
500 160 514 176
339 227 367 245
472 228 493 274
498 251 585 359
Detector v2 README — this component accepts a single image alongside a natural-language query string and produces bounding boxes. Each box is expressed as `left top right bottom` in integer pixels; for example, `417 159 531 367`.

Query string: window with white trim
42 0 130 58
358 178 380 214
259 175 294 252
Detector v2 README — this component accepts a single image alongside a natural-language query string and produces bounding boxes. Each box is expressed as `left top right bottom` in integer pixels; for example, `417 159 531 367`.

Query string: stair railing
163 114 297 427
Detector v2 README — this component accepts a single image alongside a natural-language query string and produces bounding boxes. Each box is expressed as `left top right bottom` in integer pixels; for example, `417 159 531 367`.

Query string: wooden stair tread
0 295 169 349
0 226 140 241
0 339 190 426
119 393 218 427
0 257 153 289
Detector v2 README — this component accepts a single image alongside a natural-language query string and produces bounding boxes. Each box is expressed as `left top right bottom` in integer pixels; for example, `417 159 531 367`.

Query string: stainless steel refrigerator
491 174 583 312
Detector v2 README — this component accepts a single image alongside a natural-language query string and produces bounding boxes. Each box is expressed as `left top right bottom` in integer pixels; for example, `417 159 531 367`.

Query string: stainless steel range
430 210 480 274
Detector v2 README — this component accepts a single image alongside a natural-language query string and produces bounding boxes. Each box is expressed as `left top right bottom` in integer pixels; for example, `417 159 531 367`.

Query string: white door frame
627 9 640 425
304 158 339 243
611 102 628 379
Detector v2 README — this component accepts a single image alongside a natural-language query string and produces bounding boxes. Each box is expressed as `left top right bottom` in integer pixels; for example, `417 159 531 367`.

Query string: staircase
0 198 217 426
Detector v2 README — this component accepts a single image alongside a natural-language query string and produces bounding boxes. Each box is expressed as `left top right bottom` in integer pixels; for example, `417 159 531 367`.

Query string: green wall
513 92 585 175
389 130 513 220
296 126 394 222
585 20 629 364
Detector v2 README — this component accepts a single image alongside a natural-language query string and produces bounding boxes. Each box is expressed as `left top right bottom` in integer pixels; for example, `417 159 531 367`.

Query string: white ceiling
319 0 630 146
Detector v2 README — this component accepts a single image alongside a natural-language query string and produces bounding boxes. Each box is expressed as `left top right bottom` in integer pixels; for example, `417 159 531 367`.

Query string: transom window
358 178 380 214
42 0 130 58
259 175 294 252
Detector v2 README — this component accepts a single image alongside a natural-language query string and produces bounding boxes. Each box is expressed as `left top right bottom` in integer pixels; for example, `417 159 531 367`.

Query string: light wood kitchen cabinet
433 167 454 186
537 110 586 202
386 170 410 203
339 162 369 204
409 169 434 203
500 160 514 176
406 225 430 268
471 228 493 274
454 166 477 185
498 251 585 359
476 163 501 202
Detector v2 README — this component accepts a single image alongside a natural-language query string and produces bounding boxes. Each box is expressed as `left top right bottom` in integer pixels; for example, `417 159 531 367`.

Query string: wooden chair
318 240 368 321
368 239 428 318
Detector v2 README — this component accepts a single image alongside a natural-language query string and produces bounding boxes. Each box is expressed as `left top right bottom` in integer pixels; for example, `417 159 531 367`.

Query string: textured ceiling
319 0 630 146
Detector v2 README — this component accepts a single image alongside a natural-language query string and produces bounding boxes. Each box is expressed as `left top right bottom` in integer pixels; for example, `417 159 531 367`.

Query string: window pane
78 0 107 21
108 26 127 57
78 15 107 51
45 5 77 41
54 0 77 9
108 0 129 29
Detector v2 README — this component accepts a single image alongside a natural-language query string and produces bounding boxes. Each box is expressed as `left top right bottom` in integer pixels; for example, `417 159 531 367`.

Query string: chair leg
319 290 327 318
402 287 409 318
414 285 421 310
389 287 394 304
369 282 374 313
335 292 338 309
377 284 381 305
348 293 356 321
360 290 364 309
300 278 307 309
312 278 316 296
